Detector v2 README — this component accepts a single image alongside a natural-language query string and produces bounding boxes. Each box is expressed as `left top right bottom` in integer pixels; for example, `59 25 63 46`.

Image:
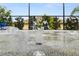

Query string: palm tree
71 7 79 30
65 7 79 30
71 7 79 16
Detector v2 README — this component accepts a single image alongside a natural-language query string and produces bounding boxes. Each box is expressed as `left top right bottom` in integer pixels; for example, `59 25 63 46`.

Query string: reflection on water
0 30 79 56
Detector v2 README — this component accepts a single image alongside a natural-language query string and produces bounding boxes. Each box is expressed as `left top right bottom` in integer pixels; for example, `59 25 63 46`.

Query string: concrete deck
0 30 79 56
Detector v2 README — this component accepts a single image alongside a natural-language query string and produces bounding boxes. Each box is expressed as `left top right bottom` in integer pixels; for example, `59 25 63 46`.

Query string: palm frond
71 7 79 16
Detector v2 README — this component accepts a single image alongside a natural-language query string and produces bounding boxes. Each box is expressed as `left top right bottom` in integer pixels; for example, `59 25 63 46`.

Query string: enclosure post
63 3 65 30
28 3 31 30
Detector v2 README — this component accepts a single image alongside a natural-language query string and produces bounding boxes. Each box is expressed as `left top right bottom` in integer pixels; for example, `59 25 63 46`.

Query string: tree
71 7 79 16
65 17 78 30
42 15 49 30
7 16 12 26
0 6 12 26
29 16 36 30
15 16 24 30
65 7 79 30
42 15 61 30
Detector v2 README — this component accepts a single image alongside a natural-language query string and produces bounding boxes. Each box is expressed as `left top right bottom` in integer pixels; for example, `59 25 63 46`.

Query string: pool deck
0 30 79 56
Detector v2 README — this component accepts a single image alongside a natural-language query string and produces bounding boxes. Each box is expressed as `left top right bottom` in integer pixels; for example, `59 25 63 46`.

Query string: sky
0 3 28 15
30 3 63 16
65 3 79 16
0 3 79 16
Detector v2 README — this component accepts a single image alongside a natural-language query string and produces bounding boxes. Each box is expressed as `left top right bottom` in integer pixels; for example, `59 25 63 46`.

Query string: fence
0 3 79 30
